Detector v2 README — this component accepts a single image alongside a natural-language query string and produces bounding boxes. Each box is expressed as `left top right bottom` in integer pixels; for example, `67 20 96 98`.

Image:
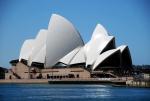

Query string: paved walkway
0 79 48 84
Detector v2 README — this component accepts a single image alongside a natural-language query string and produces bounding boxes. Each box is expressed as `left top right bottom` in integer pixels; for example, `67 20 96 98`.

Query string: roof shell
46 14 84 67
91 24 108 40
84 24 115 67
92 49 120 70
117 45 132 67
59 46 81 64
32 44 46 64
19 39 34 61
69 47 86 65
30 29 47 64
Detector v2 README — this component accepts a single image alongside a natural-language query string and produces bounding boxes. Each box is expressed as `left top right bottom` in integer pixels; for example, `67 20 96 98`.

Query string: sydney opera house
5 14 133 80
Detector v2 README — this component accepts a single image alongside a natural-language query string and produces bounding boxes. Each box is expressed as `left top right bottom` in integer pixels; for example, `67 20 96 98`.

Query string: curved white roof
59 47 81 64
30 29 47 64
117 45 127 52
19 39 34 61
84 24 115 67
69 47 86 65
32 44 46 63
91 24 109 40
46 14 84 67
92 49 120 70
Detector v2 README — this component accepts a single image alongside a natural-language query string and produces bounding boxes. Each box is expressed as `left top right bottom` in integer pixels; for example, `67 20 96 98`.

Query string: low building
5 62 90 79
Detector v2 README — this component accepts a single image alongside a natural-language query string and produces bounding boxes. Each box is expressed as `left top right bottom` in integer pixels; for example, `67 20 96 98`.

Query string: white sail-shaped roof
92 49 120 70
91 24 108 40
84 24 115 67
46 14 84 67
19 39 34 61
32 44 46 64
30 29 47 64
117 45 127 52
59 47 81 64
59 46 86 65
69 47 86 65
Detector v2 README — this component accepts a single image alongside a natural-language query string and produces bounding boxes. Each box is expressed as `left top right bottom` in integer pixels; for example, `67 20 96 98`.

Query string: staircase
9 69 21 79
105 72 118 78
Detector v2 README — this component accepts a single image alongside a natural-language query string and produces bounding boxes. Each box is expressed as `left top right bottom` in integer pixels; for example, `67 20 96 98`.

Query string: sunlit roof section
46 14 84 67
19 39 34 61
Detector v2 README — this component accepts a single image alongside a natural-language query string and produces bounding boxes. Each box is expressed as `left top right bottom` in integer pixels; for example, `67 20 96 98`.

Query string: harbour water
0 84 150 101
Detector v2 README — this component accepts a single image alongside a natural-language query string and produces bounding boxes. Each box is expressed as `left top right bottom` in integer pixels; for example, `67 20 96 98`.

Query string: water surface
0 84 150 101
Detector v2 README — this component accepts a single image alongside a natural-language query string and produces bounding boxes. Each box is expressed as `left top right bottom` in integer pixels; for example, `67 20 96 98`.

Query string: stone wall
40 67 90 79
5 62 91 79
5 62 29 79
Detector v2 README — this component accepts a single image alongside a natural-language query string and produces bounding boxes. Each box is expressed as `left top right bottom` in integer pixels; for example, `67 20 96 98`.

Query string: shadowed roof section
117 45 132 68
92 49 120 70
